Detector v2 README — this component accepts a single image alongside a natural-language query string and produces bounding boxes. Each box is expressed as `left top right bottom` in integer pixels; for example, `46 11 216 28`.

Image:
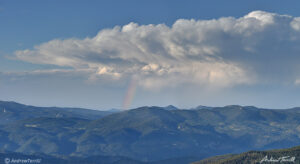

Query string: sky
2 0 300 110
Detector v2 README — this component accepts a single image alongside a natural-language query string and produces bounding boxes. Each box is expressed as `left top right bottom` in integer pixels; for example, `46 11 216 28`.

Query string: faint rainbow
122 78 138 110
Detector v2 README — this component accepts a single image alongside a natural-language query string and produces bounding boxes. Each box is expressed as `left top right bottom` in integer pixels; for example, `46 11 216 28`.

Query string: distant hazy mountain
163 105 178 111
192 105 213 110
1 101 300 163
193 145 300 164
0 101 115 124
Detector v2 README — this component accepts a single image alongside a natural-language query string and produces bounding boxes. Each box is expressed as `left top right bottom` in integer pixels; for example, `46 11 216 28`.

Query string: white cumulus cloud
14 11 300 89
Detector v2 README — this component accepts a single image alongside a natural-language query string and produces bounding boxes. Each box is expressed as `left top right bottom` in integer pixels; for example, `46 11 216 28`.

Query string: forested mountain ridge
1 101 300 163
194 145 300 164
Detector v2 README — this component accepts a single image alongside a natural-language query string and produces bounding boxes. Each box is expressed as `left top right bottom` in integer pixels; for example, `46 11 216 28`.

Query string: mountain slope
0 151 145 164
76 106 300 161
0 101 114 125
193 145 300 164
1 101 300 162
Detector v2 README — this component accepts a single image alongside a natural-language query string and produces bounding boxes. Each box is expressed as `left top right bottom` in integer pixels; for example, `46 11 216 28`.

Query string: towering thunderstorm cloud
14 11 300 89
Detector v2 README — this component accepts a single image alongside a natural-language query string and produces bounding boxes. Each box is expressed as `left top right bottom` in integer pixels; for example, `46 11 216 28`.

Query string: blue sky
2 0 300 58
2 0 300 110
